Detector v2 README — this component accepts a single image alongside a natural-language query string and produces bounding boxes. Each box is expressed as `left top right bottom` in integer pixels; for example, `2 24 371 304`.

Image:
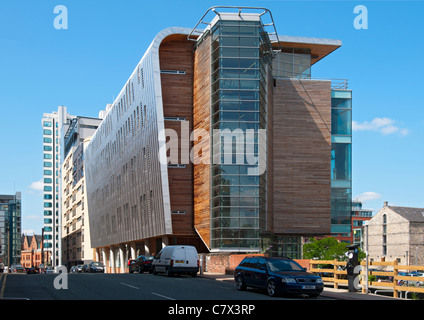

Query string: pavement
198 272 401 300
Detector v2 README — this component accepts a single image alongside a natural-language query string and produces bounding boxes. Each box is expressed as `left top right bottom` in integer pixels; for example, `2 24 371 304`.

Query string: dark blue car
234 257 324 297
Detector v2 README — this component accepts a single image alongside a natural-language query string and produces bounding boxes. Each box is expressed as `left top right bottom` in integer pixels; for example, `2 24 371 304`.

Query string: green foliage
303 237 366 261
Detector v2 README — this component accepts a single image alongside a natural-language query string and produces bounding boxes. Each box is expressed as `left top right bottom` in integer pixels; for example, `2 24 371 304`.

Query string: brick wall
201 253 311 274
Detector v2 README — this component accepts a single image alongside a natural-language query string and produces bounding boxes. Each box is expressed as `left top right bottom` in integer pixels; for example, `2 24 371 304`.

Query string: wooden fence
309 259 424 298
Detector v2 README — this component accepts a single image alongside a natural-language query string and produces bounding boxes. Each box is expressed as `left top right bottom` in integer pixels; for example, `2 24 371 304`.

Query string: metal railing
273 77 349 90
187 6 281 51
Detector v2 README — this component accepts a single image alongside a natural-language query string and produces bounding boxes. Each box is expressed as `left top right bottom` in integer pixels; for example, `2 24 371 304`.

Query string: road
0 272 334 301
1 272 403 320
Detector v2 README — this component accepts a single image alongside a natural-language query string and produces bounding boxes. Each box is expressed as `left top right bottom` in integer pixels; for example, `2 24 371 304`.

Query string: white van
152 245 199 277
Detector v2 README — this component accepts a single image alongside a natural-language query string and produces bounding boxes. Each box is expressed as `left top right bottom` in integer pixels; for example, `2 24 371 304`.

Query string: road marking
151 292 175 300
120 282 139 289
0 274 7 298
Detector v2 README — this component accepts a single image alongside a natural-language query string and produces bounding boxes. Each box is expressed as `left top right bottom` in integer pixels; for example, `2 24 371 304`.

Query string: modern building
351 200 373 246
42 106 76 266
367 201 424 265
61 116 102 268
84 6 352 270
331 89 353 237
0 193 22 267
317 200 372 245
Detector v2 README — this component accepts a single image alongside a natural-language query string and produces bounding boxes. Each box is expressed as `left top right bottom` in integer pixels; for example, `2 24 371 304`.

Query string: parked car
76 265 84 273
87 261 105 273
26 267 39 274
129 255 154 273
398 272 410 285
152 245 199 277
408 271 424 286
82 264 90 272
45 266 54 274
10 264 26 273
234 256 324 297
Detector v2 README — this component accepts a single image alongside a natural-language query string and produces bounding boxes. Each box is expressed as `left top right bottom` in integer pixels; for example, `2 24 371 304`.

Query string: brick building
367 202 424 265
21 234 49 269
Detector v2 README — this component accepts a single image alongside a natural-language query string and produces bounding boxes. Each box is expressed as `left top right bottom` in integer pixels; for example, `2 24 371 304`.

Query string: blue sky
0 1 423 234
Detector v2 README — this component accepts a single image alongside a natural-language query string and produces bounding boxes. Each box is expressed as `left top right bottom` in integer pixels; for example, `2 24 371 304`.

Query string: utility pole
364 221 369 294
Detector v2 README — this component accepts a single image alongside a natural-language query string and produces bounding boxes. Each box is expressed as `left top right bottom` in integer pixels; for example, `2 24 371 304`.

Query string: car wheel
165 267 172 277
236 275 247 291
267 279 278 297
138 266 143 274
153 267 158 275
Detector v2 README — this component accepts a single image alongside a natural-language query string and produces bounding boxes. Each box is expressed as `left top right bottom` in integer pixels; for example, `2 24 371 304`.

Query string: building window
382 214 387 256
167 164 186 168
160 70 186 75
171 210 186 215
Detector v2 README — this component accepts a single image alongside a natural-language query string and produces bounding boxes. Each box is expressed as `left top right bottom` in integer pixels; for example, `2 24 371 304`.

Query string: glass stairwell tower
204 11 275 251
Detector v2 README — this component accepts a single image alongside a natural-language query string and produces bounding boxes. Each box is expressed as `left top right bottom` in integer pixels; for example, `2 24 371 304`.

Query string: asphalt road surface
0 272 333 301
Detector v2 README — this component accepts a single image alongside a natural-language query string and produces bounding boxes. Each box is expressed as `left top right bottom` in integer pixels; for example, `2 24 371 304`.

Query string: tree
303 237 365 261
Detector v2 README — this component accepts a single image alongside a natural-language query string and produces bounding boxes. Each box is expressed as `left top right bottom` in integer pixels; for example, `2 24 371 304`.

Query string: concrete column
100 248 110 273
161 236 169 249
130 242 136 260
144 239 151 255
101 248 107 272
110 247 116 274
119 246 125 273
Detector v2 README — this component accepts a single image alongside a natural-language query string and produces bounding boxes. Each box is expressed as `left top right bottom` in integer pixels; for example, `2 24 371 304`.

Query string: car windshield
267 259 304 272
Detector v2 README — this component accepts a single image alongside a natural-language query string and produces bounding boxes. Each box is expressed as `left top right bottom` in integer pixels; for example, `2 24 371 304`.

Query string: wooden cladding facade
272 79 332 235
158 35 334 248
192 35 212 250
159 35 197 238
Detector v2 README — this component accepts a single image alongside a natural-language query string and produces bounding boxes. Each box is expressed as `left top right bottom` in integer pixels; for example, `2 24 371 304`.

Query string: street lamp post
364 221 369 294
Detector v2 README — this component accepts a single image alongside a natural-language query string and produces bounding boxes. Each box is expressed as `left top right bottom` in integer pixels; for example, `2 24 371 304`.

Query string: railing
188 6 281 49
310 260 349 289
310 259 424 298
273 77 349 90
308 78 349 90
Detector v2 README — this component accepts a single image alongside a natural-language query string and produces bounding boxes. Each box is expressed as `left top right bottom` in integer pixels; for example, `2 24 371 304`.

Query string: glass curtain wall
210 18 272 251
0 194 22 266
272 48 311 79
331 90 352 234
